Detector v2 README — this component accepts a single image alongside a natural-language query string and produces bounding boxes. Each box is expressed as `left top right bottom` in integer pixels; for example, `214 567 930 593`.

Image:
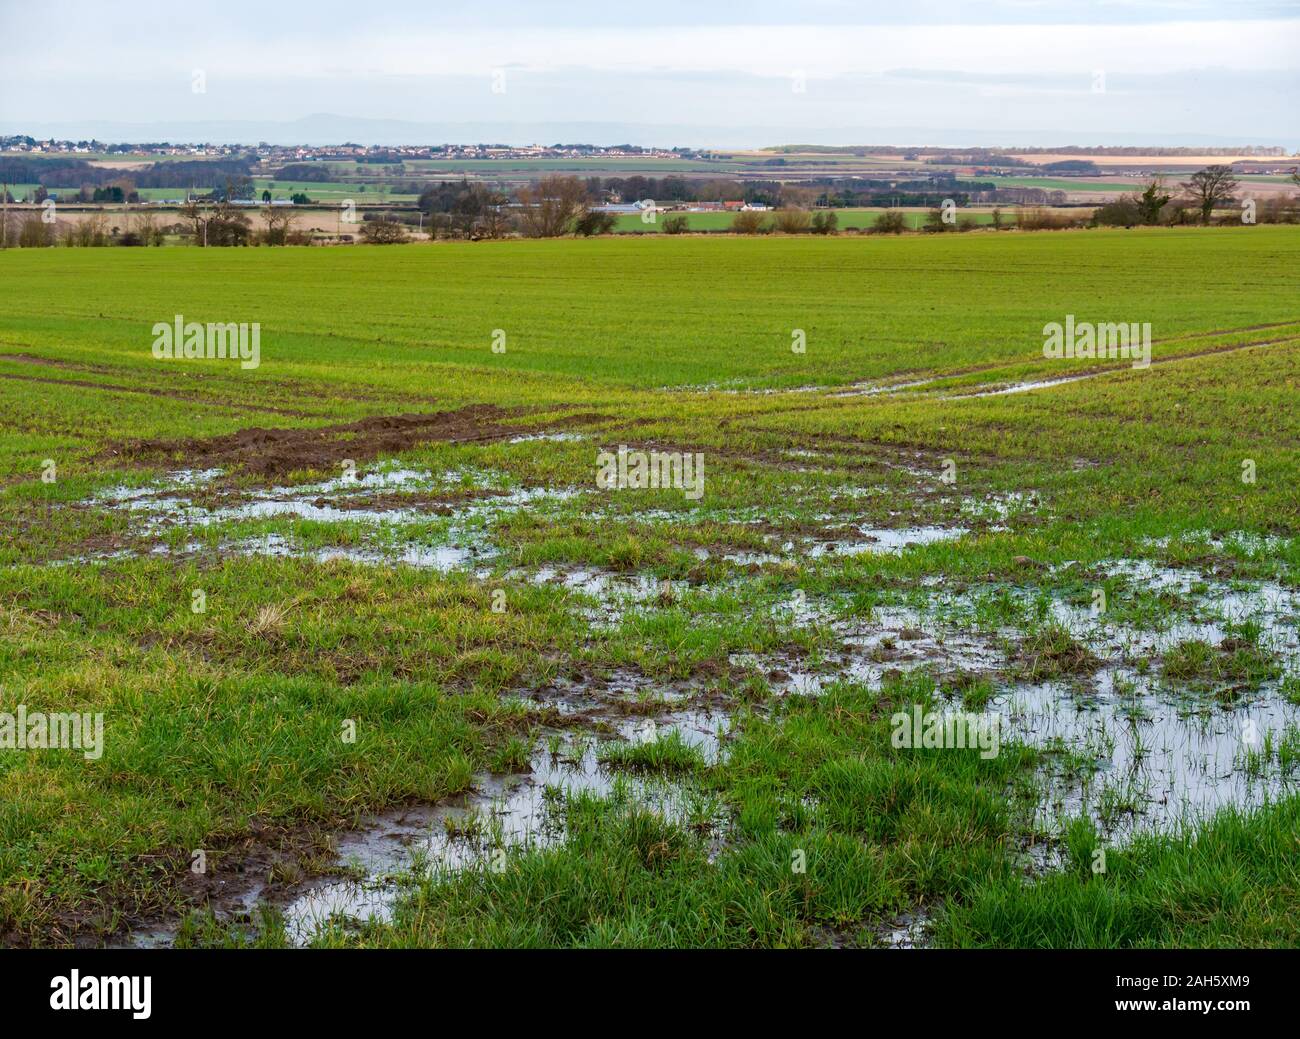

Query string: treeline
271 163 343 182
968 187 1069 205
725 206 1068 235
1011 145 1290 157
813 176 987 207
1091 169 1300 226
0 156 100 185
0 198 309 248
0 156 254 189
11 169 1295 248
924 151 1034 167
1040 160 1101 175
410 175 986 215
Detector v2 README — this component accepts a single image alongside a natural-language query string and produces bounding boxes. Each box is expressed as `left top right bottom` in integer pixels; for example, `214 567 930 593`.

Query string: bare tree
516 175 589 237
779 185 817 208
180 199 207 244
1182 165 1238 224
67 212 111 246
731 210 766 234
476 200 514 239
19 213 56 247
261 204 295 245
772 207 812 233
132 209 164 246
360 217 410 244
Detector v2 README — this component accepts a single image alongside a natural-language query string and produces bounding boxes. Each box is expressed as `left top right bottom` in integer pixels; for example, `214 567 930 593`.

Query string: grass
1162 635 1282 694
1012 625 1103 681
936 803 1300 948
295 676 1043 948
0 226 1298 946
597 730 708 774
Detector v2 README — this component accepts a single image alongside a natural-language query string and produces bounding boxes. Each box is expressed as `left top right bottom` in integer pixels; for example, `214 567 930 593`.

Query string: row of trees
1 210 169 248
0 201 312 248
1092 166 1300 226
10 166 1297 247
411 176 611 239
727 208 840 234
0 155 255 191
178 199 311 245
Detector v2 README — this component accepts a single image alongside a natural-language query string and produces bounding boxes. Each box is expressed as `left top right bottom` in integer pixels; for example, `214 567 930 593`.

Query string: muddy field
1 229 1298 949
78 436 1300 947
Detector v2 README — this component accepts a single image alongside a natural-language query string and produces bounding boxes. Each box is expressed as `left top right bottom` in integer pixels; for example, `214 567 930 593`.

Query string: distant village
0 135 699 163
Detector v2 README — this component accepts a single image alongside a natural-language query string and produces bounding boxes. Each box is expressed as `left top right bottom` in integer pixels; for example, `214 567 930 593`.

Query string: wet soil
99 406 607 481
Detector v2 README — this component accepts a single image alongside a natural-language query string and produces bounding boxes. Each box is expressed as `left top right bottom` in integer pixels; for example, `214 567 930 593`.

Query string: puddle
81 467 1300 941
735 557 1300 843
84 466 582 573
127 705 730 947
807 525 968 557
958 492 1035 522
945 373 1104 399
523 566 696 628
278 706 729 944
734 601 1004 697
829 377 938 399
997 673 1300 842
235 533 482 573
992 559 1300 838
507 432 585 444
881 910 930 949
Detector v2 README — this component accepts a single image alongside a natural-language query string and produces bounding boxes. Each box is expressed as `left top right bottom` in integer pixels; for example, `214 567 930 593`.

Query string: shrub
18 214 57 247
810 211 838 235
1091 198 1141 227
923 208 951 232
573 210 617 236
1018 207 1077 231
1248 195 1300 224
871 210 908 234
731 210 766 234
360 218 410 244
772 207 812 234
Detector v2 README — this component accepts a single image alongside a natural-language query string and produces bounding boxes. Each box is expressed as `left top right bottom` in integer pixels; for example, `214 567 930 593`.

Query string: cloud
7 21 1297 82
1 12 1295 140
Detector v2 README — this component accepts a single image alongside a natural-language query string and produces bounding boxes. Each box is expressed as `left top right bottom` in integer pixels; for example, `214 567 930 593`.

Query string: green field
249 178 420 203
1 227 1298 948
961 175 1132 192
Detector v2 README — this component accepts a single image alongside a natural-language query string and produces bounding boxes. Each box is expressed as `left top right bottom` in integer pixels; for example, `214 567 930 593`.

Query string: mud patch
99 406 604 481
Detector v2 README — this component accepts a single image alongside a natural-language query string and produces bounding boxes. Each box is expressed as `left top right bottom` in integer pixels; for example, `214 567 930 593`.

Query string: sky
2 0 1297 147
